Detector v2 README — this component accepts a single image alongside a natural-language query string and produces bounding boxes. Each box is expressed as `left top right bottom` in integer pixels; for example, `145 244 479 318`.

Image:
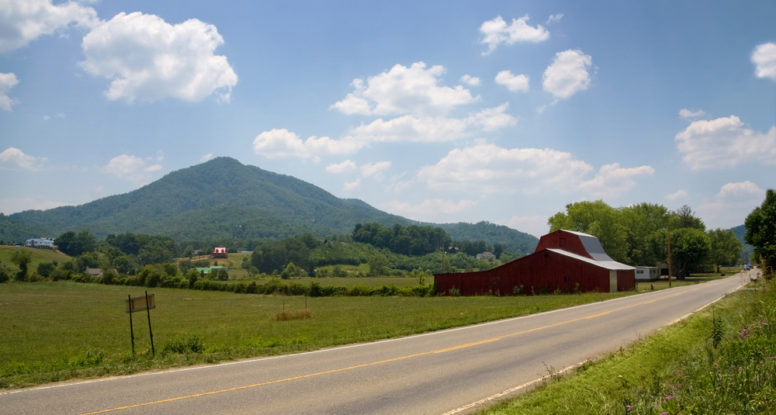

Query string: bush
162 336 203 355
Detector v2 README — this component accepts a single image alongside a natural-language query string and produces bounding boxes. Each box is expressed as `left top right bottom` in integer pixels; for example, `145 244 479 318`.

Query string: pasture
1 281 630 388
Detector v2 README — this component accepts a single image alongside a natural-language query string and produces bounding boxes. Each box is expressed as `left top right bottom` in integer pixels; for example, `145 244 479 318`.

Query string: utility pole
667 229 673 288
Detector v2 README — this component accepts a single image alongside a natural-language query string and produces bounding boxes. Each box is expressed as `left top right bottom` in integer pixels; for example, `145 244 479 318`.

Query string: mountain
730 224 754 263
0 157 538 253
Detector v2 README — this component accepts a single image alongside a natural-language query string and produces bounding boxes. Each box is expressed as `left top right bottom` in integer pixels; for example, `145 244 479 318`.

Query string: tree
706 229 742 269
745 189 776 273
672 205 705 230
548 200 629 263
55 230 96 256
670 228 711 279
11 250 32 281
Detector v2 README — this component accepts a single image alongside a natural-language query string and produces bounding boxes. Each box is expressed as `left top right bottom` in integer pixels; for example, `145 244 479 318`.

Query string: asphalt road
0 272 754 415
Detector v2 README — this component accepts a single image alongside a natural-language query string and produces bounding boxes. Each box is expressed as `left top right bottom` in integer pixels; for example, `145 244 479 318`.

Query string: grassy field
481 274 775 414
0 281 632 389
0 246 70 272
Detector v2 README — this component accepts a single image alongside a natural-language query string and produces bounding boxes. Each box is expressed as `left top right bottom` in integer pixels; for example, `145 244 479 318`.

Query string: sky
1 0 775 238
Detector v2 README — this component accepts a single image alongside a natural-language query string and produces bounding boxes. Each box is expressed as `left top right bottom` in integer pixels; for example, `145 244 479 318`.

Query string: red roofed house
212 247 228 258
435 229 635 296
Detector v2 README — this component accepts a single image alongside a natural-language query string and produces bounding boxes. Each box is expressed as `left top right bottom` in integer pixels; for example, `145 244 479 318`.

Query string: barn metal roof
560 230 614 261
546 248 635 271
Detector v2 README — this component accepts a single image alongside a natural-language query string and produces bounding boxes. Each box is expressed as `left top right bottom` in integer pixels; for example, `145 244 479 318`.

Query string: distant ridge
0 157 537 254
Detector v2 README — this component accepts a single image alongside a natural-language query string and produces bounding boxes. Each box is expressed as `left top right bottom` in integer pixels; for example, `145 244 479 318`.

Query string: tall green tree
670 228 711 279
548 200 629 263
706 229 742 269
745 189 776 273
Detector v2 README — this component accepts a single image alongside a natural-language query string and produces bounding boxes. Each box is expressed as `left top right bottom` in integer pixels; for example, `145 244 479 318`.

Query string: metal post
128 294 135 356
145 290 155 356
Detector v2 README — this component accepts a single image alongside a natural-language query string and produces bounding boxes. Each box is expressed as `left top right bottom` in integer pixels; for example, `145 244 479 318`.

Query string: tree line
548 201 743 278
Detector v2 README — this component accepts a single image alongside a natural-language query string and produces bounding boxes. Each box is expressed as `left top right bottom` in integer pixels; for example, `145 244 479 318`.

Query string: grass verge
480 275 776 414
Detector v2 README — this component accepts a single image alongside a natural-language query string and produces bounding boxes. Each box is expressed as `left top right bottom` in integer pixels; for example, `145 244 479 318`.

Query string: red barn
435 229 635 296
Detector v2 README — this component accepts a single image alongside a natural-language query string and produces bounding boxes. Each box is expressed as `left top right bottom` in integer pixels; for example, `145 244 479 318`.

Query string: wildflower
665 395 673 401
626 404 632 412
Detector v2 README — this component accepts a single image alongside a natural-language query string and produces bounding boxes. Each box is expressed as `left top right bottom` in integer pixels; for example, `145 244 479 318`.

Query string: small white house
635 266 659 281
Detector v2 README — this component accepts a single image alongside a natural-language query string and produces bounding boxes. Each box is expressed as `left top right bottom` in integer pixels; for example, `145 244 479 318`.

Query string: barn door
609 270 617 292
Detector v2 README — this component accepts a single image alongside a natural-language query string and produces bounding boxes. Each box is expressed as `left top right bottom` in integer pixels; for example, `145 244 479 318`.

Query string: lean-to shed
435 229 635 296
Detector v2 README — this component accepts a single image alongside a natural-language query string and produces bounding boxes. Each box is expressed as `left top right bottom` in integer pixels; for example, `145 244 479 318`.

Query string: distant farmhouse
25 237 55 249
212 247 227 258
435 229 636 296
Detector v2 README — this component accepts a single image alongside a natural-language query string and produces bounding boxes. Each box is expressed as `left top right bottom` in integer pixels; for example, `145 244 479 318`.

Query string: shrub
162 336 203 355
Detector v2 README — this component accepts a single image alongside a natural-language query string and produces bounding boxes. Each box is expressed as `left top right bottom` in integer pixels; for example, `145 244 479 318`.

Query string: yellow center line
82 286 696 414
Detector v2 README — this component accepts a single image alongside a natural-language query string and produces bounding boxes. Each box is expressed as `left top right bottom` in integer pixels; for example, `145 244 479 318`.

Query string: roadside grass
0 281 630 389
480 274 775 415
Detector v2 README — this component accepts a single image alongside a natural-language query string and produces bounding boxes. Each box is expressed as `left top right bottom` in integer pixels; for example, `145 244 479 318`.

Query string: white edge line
1 274 749 397
441 274 752 415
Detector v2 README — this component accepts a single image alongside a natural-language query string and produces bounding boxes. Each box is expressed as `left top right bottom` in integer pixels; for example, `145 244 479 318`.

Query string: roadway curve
0 272 754 415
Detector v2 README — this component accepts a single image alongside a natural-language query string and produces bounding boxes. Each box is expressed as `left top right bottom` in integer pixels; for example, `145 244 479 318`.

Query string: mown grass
480 274 775 414
0 281 631 389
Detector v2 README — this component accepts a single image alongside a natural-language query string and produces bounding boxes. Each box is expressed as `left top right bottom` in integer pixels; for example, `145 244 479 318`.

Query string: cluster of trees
745 189 776 273
249 231 505 277
352 223 504 257
549 201 742 278
352 223 451 256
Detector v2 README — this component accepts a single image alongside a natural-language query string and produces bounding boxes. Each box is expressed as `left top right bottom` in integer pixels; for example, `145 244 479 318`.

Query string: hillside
1 157 538 253
730 224 754 263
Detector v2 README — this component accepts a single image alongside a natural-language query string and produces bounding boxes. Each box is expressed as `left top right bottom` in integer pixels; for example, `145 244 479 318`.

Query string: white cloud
546 14 564 25
480 15 549 55
697 181 766 229
0 147 46 170
43 112 66 121
578 163 655 198
381 199 478 221
717 181 764 199
460 74 481 86
101 154 162 183
0 0 97 53
678 108 705 119
326 160 357 174
253 128 362 160
200 153 214 162
752 42 776 82
0 72 19 110
360 161 391 177
345 103 515 144
665 189 688 201
81 12 238 103
495 70 529 92
331 62 475 116
344 179 361 191
543 49 593 100
417 143 652 202
417 143 594 194
675 115 776 170
506 215 547 238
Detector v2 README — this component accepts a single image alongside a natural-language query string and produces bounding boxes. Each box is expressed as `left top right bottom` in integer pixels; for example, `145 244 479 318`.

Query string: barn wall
435 249 629 296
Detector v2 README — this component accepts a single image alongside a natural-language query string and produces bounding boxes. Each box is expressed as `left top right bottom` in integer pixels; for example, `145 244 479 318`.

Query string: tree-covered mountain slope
1 157 538 253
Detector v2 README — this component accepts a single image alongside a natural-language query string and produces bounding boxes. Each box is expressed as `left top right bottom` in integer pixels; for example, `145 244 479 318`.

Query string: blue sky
1 1 774 237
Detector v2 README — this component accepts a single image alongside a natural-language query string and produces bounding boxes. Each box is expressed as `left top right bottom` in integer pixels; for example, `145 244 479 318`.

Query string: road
0 272 753 415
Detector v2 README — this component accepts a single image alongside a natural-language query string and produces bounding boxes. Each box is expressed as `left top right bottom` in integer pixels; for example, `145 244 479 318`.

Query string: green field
0 246 70 271
0 281 632 389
